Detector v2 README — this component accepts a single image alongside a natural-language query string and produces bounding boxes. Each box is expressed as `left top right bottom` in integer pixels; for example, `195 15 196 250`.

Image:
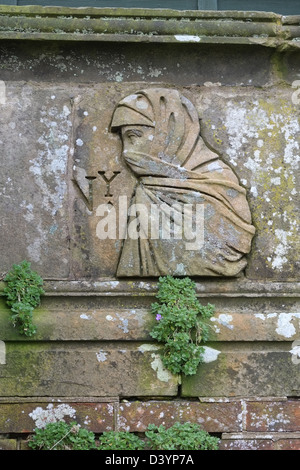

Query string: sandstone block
118 400 243 433
0 439 17 450
0 401 116 434
246 401 300 432
182 346 300 397
0 343 178 397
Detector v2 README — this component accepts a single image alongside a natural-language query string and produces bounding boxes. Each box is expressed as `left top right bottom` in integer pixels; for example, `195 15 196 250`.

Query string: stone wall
0 6 299 450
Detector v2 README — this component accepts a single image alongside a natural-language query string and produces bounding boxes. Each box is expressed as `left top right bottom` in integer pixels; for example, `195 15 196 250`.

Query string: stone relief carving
108 87 255 278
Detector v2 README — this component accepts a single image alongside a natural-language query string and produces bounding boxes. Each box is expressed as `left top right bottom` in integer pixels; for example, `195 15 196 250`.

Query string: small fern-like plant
150 276 214 376
3 260 44 337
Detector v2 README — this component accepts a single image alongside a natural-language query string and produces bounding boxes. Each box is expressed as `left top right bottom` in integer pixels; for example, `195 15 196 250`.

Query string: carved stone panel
72 87 255 278
2 82 298 280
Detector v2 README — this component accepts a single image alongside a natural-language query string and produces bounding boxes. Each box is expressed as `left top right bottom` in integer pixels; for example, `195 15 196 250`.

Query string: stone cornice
0 6 298 50
1 280 299 297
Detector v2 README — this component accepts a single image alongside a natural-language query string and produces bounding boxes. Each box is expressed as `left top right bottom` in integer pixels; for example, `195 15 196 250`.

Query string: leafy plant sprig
98 431 145 450
28 421 97 451
3 260 45 337
28 420 219 451
145 422 219 450
150 276 215 376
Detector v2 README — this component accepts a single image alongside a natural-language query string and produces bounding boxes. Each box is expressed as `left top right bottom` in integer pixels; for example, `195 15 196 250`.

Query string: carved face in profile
110 88 203 171
120 125 154 161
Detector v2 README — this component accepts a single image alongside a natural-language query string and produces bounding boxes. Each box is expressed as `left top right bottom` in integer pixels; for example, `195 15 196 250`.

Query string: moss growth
3 342 54 396
270 50 289 82
181 345 227 397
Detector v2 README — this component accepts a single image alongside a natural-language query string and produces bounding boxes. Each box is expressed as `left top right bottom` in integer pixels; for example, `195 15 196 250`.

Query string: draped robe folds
110 88 256 277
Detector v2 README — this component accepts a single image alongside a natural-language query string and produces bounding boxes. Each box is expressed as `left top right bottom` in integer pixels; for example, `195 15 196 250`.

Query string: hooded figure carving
110 88 255 277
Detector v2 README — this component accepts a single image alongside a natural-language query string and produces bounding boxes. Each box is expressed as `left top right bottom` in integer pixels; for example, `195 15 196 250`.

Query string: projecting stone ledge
2 279 296 296
0 6 298 50
1 294 300 342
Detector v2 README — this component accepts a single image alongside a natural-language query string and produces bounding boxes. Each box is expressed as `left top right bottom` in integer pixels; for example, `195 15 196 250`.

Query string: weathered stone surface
199 87 300 281
0 439 17 450
282 52 300 85
33 307 154 342
0 401 116 433
182 346 300 397
209 310 300 342
1 295 299 342
0 343 178 397
0 297 155 341
273 438 300 450
0 83 72 279
0 7 288 48
0 82 299 280
246 401 300 432
1 398 299 439
220 433 300 450
38 278 300 296
118 400 243 433
0 41 273 87
220 437 274 450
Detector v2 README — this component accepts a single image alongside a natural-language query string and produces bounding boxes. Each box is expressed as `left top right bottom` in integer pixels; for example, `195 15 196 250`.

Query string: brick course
1 397 299 450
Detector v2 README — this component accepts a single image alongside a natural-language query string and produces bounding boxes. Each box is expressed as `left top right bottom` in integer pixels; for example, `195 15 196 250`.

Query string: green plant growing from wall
145 422 220 450
28 421 97 450
98 431 145 450
150 276 215 376
3 260 45 337
27 420 219 451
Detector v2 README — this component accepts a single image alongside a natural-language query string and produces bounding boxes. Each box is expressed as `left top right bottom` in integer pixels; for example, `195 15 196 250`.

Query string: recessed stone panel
1 81 298 280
